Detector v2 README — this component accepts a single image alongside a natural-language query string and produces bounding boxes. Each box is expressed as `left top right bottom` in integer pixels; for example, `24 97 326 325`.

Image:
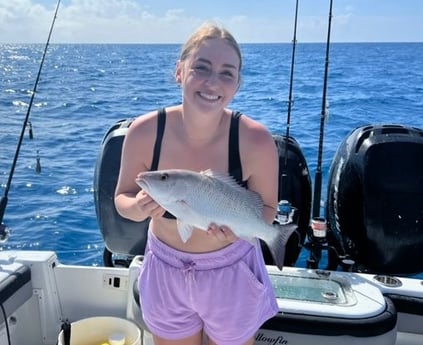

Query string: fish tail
267 223 298 270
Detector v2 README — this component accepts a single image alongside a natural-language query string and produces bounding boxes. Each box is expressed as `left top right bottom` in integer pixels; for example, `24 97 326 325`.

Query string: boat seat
326 124 423 274
94 119 311 267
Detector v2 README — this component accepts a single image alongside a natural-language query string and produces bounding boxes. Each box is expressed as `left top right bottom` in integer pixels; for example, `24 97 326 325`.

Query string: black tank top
150 108 246 219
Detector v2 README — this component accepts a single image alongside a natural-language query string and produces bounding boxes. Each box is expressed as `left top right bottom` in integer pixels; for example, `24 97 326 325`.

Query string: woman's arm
114 112 165 222
240 116 279 224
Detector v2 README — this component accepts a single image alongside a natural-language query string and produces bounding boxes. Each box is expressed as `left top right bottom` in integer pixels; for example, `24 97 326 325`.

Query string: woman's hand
206 223 238 243
135 190 166 219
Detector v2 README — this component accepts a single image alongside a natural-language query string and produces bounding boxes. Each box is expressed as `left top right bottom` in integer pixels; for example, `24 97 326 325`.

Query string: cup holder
322 291 338 300
373 275 402 287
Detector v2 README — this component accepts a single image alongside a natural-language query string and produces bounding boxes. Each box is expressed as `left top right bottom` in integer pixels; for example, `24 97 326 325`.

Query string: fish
135 169 297 270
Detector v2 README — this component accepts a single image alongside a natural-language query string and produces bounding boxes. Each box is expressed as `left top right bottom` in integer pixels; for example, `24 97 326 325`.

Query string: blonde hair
179 22 242 72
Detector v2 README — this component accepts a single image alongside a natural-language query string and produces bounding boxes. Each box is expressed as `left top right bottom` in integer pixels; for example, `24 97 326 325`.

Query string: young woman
115 22 279 345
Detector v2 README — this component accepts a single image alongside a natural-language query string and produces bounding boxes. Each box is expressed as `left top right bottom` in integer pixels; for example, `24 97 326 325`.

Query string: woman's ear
235 77 242 93
175 60 182 84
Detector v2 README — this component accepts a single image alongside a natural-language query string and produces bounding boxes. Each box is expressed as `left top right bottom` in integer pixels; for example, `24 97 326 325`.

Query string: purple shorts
138 231 278 345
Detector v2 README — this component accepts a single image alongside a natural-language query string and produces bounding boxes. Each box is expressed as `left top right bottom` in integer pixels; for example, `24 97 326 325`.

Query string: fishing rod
276 0 300 227
282 0 300 169
0 0 61 239
312 0 333 218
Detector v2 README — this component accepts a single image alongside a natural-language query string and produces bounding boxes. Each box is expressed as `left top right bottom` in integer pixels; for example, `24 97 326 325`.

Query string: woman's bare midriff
150 217 233 253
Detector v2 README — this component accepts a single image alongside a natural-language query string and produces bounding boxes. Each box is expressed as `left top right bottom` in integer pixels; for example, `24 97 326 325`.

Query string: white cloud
1 0 203 43
1 0 422 43
0 0 53 43
57 1 185 43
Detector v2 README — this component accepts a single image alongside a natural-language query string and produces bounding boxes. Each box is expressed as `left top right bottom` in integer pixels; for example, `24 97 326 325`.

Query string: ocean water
1 43 422 276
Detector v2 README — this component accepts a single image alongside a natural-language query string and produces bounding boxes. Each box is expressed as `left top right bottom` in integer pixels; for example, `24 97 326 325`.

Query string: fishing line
0 0 61 231
312 0 333 218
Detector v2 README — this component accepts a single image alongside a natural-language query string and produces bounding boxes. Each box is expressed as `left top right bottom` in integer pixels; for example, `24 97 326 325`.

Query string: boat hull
1 250 422 345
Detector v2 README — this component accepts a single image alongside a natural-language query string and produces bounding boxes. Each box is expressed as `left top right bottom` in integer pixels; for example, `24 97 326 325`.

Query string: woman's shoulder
131 109 159 130
131 105 181 127
122 110 161 153
237 112 274 146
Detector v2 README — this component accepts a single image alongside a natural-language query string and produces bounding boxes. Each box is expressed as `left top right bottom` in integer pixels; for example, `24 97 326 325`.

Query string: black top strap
150 108 175 219
229 111 246 187
150 108 166 171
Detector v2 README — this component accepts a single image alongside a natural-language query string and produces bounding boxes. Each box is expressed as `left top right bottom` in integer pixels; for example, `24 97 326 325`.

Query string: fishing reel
303 217 328 269
276 200 296 225
0 197 11 244
304 217 355 272
0 224 10 244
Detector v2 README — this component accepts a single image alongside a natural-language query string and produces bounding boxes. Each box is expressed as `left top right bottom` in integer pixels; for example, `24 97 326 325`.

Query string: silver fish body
135 169 297 269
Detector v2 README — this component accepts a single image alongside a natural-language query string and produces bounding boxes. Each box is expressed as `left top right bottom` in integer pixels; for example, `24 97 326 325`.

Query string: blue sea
1 43 422 277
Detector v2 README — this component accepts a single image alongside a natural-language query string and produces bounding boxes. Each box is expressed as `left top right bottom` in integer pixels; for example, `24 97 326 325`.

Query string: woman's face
176 38 241 113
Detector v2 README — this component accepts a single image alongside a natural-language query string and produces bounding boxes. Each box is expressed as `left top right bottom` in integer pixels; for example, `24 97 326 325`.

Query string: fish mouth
135 176 150 192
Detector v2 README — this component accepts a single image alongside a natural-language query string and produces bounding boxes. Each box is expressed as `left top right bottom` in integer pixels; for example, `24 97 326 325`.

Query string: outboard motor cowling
94 119 149 259
273 135 312 266
326 124 423 275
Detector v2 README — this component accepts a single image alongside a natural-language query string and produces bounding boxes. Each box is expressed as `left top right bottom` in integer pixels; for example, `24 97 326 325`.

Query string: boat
1 118 422 345
1 2 423 345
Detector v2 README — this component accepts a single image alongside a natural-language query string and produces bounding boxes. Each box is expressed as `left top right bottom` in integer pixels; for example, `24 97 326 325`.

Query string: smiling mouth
198 92 220 101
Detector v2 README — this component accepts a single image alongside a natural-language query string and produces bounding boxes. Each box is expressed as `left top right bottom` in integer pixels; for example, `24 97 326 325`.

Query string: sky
1 0 422 44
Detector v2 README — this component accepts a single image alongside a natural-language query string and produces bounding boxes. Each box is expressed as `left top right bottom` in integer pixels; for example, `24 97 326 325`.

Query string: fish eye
160 172 169 181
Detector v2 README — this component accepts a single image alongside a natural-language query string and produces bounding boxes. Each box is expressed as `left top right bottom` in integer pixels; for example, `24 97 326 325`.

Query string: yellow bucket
57 316 141 345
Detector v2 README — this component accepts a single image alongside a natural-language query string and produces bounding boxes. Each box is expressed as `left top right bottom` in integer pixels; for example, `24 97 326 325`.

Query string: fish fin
174 200 207 242
200 169 241 188
266 223 298 270
200 169 264 215
177 220 195 243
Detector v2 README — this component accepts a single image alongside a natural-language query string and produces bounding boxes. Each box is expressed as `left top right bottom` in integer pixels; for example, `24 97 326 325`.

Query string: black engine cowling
326 124 423 275
93 119 149 258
